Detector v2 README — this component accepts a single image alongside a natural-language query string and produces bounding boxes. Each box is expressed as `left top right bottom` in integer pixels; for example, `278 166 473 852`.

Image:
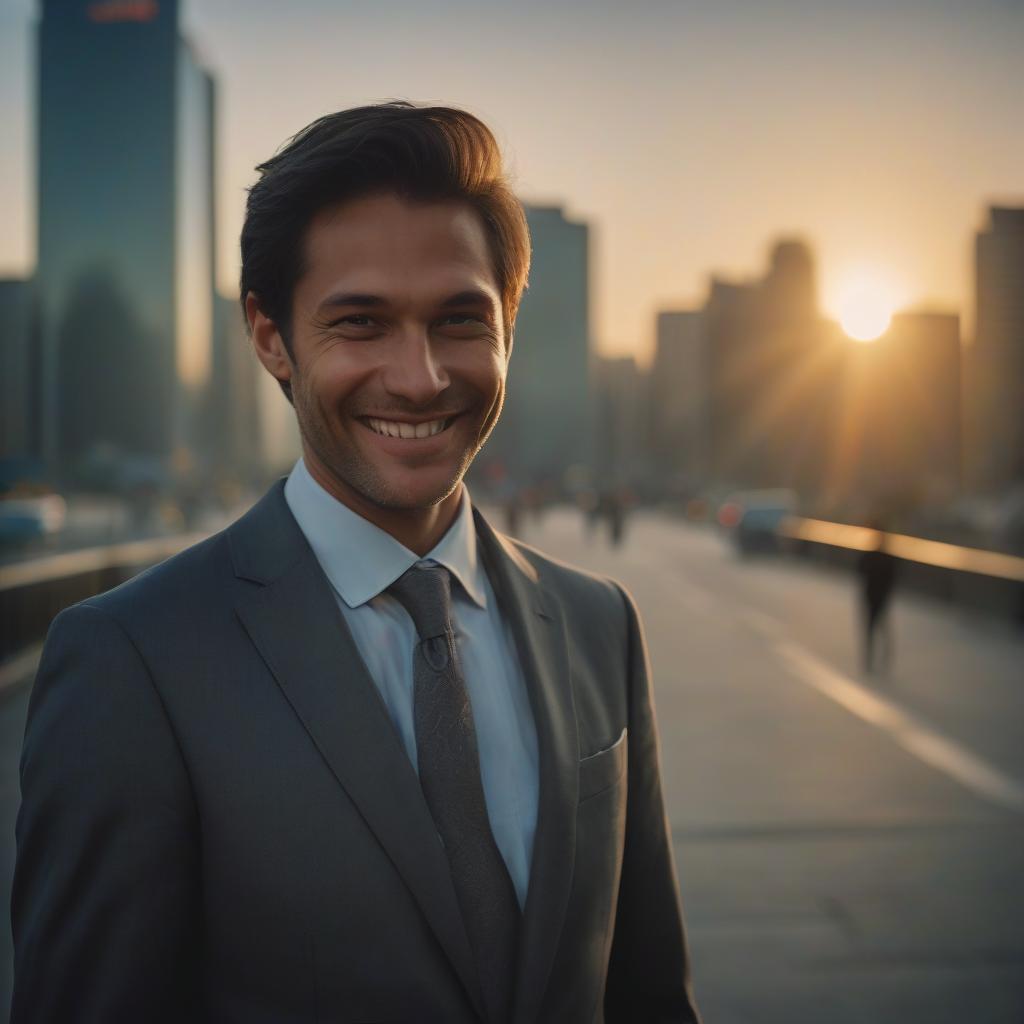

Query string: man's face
275 192 508 515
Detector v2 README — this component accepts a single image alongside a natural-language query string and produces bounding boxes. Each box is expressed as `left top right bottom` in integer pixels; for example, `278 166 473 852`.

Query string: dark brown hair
240 102 531 393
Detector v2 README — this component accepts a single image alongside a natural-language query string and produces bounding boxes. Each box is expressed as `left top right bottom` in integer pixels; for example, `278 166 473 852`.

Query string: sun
839 289 894 341
833 272 902 342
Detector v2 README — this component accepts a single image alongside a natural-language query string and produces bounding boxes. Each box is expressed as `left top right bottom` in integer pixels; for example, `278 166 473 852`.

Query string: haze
1 0 1021 363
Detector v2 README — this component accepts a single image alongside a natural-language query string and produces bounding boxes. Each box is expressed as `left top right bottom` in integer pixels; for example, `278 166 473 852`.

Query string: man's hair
240 101 531 395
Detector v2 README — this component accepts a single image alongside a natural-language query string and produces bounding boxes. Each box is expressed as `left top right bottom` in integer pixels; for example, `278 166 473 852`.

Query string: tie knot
387 563 453 641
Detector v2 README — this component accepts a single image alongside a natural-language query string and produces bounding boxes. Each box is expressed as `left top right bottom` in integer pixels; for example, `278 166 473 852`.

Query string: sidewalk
508 506 1024 1024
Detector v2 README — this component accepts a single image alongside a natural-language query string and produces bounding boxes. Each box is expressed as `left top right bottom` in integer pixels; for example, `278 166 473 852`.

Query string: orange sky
1 0 1022 365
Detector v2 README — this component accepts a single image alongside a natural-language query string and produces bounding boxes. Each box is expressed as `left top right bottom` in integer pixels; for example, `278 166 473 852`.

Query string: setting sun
832 272 904 342
839 291 893 341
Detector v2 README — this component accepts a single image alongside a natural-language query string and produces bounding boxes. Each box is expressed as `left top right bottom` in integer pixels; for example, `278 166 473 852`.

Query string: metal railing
777 516 1024 621
778 517 1024 584
0 532 209 674
3 511 1022 688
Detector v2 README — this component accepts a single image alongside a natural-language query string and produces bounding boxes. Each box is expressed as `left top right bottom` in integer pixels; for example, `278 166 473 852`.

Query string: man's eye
339 315 374 327
440 314 484 327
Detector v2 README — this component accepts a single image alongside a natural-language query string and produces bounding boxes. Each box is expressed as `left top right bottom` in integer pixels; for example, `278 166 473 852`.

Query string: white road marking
0 644 43 694
775 640 1024 814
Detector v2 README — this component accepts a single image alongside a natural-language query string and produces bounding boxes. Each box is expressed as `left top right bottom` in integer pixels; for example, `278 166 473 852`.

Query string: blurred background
1 0 1022 1020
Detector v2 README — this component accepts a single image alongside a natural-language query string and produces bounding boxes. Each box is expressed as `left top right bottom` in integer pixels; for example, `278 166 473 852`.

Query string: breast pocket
577 727 627 802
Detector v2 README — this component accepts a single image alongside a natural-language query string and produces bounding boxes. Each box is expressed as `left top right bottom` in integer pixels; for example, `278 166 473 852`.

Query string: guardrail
777 516 1024 621
3 512 1022 687
0 532 208 669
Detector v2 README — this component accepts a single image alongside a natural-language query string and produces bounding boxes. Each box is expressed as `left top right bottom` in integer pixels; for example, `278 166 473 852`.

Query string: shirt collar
283 458 487 610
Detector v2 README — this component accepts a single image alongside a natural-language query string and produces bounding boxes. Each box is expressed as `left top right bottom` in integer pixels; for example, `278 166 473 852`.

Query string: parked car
0 494 67 548
717 489 798 555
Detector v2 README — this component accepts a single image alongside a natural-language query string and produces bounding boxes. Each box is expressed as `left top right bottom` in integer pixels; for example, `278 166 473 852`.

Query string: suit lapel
229 484 485 1018
473 510 579 1022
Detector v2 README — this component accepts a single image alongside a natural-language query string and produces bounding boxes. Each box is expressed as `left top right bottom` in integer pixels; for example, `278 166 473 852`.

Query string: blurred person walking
857 520 898 674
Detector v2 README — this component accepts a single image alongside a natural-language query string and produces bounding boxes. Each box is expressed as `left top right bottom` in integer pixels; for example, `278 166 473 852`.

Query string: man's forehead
300 194 501 306
307 193 490 258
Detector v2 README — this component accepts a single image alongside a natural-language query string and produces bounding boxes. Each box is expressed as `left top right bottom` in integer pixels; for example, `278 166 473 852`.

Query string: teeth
367 417 448 439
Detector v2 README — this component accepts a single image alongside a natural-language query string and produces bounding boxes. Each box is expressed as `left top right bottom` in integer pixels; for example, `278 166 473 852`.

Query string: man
12 103 701 1023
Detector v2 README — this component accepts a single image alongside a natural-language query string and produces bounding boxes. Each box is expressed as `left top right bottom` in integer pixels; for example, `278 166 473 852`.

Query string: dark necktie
387 563 520 1024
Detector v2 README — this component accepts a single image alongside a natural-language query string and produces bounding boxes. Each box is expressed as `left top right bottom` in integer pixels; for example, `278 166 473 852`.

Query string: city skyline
1 0 1022 364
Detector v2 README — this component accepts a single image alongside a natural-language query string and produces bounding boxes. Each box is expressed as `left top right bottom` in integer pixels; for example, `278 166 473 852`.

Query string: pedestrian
856 518 898 674
12 103 701 1023
504 489 523 537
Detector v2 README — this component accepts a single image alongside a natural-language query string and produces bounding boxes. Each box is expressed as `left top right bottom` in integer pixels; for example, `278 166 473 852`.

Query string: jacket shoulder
75 527 237 632
501 532 631 626
73 480 296 630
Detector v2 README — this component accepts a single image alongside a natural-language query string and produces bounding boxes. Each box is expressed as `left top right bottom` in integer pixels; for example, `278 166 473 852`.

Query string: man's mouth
361 415 458 440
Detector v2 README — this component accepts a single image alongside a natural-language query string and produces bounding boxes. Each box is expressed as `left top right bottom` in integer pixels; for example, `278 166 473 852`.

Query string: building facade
837 312 961 513
594 355 648 485
36 0 215 480
207 295 263 483
704 240 844 509
482 204 592 486
0 278 36 459
967 206 1024 494
650 310 708 491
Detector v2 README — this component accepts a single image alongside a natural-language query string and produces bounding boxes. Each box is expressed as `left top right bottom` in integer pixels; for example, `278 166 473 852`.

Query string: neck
367 491 464 556
301 450 463 556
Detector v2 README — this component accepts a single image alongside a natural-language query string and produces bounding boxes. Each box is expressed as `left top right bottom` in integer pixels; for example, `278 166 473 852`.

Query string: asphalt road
0 507 1021 1022
515 507 1024 1024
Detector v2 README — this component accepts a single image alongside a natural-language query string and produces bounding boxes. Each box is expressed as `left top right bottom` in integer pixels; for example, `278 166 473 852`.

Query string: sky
1 0 1022 364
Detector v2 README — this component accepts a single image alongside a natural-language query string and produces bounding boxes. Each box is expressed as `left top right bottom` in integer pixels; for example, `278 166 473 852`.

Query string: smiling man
12 103 701 1024
249 191 509 553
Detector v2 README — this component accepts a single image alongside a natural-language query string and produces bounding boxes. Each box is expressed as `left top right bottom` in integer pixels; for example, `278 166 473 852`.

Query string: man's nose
381 329 450 405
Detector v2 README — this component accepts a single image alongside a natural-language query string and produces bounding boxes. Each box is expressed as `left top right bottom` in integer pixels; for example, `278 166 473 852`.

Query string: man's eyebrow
315 293 387 313
316 289 499 315
438 289 498 309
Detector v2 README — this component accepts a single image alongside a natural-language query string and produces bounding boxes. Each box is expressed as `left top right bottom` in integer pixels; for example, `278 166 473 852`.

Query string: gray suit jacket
12 482 701 1023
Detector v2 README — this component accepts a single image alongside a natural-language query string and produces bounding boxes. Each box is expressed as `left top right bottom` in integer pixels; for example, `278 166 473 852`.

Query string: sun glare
839 292 892 341
835 275 900 342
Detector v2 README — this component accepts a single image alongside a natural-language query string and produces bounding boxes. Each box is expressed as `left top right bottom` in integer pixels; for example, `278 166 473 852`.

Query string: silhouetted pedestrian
504 492 523 537
856 521 898 674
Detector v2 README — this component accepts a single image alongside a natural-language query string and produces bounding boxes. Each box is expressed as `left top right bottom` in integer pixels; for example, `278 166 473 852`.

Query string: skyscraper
704 240 842 506
650 310 708 489
207 294 263 481
0 278 36 458
483 204 592 484
594 354 648 484
704 275 760 488
843 312 961 509
36 0 215 478
967 206 1024 494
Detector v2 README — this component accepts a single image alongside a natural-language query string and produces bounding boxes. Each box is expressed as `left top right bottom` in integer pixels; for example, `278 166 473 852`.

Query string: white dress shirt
284 458 538 908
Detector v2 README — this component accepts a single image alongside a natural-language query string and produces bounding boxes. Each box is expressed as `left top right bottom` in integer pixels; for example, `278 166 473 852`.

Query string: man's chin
356 468 465 513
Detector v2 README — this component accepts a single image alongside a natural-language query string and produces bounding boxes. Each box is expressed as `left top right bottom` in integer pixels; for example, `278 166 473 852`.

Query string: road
515 507 1024 1024
0 507 1021 1022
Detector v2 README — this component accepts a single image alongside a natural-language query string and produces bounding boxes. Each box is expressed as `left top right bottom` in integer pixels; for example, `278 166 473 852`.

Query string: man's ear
245 292 293 388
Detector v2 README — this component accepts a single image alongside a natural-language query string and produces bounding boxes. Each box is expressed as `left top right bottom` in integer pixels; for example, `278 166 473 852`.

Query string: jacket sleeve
603 585 702 1023
11 602 202 1023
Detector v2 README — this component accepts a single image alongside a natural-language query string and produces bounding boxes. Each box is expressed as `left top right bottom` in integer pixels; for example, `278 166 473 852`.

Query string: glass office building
37 0 215 477
484 204 594 484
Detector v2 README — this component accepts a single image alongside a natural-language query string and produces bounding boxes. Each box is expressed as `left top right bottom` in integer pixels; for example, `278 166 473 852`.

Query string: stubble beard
291 373 505 513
